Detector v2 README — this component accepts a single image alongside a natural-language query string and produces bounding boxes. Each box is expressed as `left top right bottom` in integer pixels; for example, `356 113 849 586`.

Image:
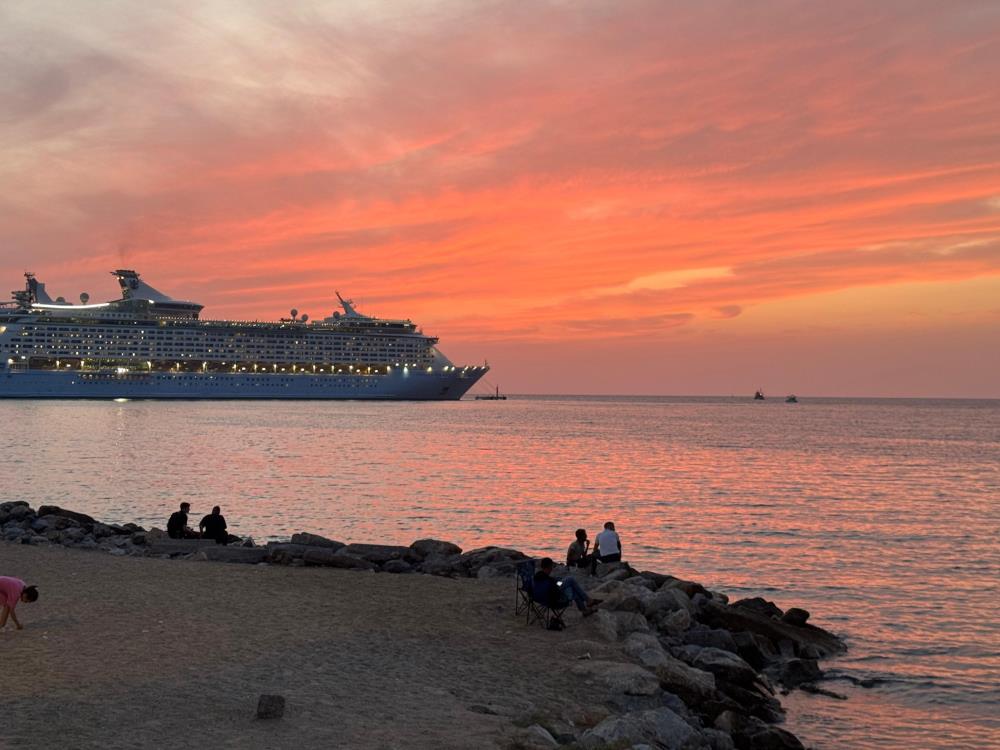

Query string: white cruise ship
0 270 487 400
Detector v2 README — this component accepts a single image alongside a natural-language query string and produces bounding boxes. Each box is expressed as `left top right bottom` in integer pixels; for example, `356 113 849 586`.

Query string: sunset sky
2 1 998 396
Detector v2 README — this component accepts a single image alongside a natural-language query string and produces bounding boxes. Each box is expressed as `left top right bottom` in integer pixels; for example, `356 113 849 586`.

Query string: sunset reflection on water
3 396 998 749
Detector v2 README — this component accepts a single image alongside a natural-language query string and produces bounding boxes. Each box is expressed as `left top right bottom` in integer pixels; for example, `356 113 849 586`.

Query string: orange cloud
1 1 999 394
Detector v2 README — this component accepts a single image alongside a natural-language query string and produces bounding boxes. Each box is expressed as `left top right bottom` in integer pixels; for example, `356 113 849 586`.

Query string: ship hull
0 368 486 400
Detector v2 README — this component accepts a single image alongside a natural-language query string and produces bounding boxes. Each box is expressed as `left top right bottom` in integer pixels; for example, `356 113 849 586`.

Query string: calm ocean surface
2 396 998 748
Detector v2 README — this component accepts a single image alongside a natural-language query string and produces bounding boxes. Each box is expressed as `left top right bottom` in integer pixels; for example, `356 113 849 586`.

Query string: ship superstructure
0 271 487 399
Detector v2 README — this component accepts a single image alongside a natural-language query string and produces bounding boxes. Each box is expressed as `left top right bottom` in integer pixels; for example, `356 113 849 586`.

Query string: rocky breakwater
2 501 847 749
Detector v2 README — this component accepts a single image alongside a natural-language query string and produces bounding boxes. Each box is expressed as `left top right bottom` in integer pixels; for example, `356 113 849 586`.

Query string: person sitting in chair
566 528 597 575
533 557 601 619
595 521 622 563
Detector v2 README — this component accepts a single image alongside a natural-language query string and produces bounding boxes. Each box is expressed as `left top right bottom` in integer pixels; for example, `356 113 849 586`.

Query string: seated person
595 521 622 563
167 502 199 539
566 528 597 574
199 505 238 545
532 557 601 618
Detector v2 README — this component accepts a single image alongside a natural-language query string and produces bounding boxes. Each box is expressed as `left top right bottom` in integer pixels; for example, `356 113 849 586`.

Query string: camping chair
514 560 568 629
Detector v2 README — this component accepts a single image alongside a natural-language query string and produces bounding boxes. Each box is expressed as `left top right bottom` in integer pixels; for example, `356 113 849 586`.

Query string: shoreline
2 501 848 749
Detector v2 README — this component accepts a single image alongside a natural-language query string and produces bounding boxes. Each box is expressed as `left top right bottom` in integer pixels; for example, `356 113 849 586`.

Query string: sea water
2 396 997 748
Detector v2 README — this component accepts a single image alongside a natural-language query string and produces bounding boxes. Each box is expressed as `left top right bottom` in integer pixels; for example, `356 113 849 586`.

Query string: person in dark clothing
167 502 198 539
532 557 601 620
199 505 237 545
566 528 597 575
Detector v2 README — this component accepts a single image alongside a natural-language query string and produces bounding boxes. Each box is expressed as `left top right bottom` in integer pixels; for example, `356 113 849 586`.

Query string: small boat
475 385 507 401
754 389 765 400
785 395 798 403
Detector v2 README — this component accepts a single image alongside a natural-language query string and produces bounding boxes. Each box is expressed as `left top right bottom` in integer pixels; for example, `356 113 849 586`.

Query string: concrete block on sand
257 694 285 720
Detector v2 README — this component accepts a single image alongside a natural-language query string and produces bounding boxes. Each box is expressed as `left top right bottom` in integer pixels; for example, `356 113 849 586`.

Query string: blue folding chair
515 560 568 629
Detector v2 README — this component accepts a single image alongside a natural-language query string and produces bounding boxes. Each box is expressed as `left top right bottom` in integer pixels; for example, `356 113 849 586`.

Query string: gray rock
131 532 147 546
340 543 409 564
303 548 377 570
643 587 695 618
570 660 661 696
653 655 717 703
738 726 804 750
514 724 559 749
458 546 527 575
623 632 665 659
697 599 845 658
692 648 759 686
201 546 268 564
701 728 736 750
92 523 116 539
37 505 95 527
407 538 462 560
382 559 413 574
765 657 821 688
476 562 518 579
580 707 707 749
731 631 775 670
657 608 692 636
732 597 783 619
30 518 49 533
289 532 344 550
256 694 285 719
780 608 810 627
683 627 739 653
419 553 465 576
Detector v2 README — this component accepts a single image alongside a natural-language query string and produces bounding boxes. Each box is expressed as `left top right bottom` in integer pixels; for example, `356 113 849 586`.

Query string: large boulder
656 608 692 636
301 548 376 570
290 532 344 550
643 587 694 618
780 608 810 627
339 543 409 564
458 546 527 575
623 632 671 668
407 539 462 560
570 660 661 696
764 658 821 689
654 655 717 704
683 627 739 654
418 553 465 577
37 505 95 527
698 600 845 658
580 707 707 749
731 597 783 619
692 648 759 686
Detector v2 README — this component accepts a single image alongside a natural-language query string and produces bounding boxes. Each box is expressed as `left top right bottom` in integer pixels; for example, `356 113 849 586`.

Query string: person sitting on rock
0 576 39 631
595 521 622 563
199 505 238 545
533 557 601 620
167 502 199 539
566 528 597 575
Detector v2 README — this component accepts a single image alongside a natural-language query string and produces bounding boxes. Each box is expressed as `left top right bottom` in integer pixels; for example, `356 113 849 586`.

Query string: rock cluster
506 562 846 750
2 501 846 749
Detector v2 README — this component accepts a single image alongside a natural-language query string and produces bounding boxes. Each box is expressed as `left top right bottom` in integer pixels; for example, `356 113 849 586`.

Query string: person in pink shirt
0 576 38 631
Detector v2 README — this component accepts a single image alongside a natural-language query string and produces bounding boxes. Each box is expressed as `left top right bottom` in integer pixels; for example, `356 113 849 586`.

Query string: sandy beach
1 542 599 750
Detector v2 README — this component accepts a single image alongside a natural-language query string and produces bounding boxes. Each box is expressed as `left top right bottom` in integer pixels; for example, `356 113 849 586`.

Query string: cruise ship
0 270 488 399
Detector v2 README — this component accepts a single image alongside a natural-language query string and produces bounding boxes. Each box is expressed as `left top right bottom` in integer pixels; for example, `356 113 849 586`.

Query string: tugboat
475 385 507 401
754 389 765 400
785 395 798 403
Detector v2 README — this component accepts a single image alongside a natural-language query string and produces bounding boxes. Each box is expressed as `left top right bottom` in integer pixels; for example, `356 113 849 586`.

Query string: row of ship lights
8 356 483 376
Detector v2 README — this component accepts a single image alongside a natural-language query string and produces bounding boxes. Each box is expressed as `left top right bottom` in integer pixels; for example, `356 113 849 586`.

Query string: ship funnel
290 308 298 320
299 313 309 323
80 292 90 304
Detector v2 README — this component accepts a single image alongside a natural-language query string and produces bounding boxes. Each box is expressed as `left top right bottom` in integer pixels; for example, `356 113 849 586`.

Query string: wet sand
0 542 596 749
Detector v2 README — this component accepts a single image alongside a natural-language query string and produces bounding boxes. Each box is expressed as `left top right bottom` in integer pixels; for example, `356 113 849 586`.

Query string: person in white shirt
595 521 622 563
